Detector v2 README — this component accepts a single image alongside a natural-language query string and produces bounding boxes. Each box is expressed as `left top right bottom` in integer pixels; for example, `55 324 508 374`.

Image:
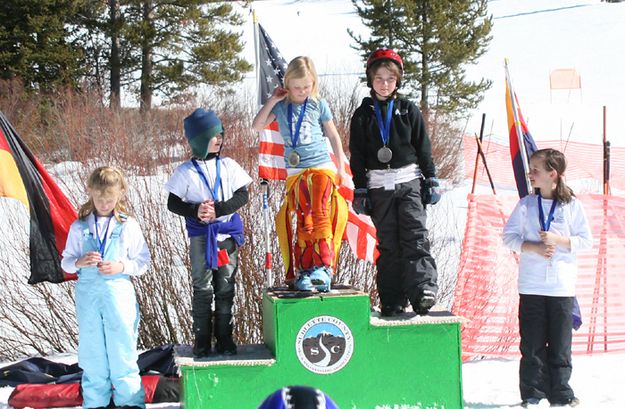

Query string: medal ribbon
287 98 308 148
192 157 221 201
373 98 394 147
538 193 558 231
94 214 113 257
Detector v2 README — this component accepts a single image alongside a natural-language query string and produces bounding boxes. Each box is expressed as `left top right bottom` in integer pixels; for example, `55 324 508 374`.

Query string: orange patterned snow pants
276 168 347 280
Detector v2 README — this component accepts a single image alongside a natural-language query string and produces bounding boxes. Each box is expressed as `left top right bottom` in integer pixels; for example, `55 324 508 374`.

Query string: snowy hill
243 0 625 147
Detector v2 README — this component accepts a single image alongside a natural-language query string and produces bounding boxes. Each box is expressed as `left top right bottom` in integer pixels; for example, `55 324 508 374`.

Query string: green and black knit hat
183 108 224 159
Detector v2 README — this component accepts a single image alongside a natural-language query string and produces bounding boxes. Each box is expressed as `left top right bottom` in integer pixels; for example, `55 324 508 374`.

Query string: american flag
254 22 378 263
256 24 287 105
256 23 287 180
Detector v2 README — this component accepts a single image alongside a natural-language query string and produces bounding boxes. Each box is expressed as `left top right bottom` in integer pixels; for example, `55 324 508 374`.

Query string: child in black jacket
349 48 440 316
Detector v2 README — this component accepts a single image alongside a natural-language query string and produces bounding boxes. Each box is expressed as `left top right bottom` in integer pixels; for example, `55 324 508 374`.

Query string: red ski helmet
366 48 403 88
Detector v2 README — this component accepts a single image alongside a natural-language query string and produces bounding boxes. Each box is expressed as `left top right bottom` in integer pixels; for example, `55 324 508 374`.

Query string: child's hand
197 200 216 222
539 230 558 245
98 261 124 275
76 251 102 268
271 87 288 101
538 242 556 259
336 168 349 186
204 200 216 221
197 201 212 222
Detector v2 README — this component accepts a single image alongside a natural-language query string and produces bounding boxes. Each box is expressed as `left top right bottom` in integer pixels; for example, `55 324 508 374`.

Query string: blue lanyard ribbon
192 157 221 201
287 98 308 148
373 99 394 146
94 214 113 256
538 194 558 231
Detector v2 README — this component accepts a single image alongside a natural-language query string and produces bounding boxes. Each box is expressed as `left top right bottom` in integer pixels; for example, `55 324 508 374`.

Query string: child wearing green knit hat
165 108 252 357
184 108 224 159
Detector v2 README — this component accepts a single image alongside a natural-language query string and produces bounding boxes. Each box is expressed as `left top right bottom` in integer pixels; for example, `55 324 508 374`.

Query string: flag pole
253 10 261 106
253 11 274 288
260 180 273 288
504 58 532 195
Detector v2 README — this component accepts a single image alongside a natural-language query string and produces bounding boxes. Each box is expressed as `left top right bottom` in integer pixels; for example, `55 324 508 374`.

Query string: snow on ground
1 351 624 408
463 352 625 408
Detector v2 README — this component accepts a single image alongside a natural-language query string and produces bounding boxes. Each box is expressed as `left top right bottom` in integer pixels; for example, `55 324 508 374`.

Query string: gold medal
288 151 301 167
377 146 393 163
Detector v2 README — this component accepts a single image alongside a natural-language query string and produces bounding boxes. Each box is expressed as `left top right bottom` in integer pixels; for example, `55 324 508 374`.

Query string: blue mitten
352 188 371 215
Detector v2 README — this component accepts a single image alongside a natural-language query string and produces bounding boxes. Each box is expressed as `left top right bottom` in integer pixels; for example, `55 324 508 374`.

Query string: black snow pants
368 178 438 311
190 236 238 355
518 294 575 404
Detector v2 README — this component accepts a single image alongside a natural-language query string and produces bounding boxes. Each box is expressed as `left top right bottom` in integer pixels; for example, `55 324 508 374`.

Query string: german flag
0 112 77 284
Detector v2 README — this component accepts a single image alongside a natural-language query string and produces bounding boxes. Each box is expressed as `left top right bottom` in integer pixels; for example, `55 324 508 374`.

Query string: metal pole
260 180 273 288
603 106 610 195
254 12 273 289
253 10 260 105
471 113 486 194
476 137 497 195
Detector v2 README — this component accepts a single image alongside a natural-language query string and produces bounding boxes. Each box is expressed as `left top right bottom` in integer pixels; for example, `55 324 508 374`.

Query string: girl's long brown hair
532 148 574 203
78 166 131 222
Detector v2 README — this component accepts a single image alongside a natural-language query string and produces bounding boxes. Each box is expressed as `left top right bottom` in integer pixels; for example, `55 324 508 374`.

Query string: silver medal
288 151 301 167
377 146 393 163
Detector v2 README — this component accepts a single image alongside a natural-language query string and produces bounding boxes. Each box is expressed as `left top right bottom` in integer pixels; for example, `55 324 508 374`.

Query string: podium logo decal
295 315 354 374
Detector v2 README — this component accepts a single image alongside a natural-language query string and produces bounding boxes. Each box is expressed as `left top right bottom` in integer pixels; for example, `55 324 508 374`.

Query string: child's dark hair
367 60 403 101
531 148 575 203
367 59 402 87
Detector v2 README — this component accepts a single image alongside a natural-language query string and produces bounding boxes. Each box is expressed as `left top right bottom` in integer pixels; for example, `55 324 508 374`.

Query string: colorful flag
505 62 538 198
0 112 77 284
253 22 378 263
256 23 288 180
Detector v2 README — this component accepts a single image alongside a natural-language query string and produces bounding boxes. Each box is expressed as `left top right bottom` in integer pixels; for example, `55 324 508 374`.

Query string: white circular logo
295 315 354 375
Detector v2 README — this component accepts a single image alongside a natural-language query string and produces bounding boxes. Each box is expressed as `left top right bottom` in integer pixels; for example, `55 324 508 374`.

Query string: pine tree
0 0 86 90
122 0 252 111
350 0 492 118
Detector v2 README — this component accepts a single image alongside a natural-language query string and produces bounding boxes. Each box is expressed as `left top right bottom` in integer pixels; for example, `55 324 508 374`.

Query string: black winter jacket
349 96 436 189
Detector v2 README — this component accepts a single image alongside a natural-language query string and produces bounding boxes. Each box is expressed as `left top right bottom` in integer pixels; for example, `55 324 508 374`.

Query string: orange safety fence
452 194 625 360
463 136 625 193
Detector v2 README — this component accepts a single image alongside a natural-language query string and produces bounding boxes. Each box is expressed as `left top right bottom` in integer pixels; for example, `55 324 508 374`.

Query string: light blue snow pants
75 221 145 409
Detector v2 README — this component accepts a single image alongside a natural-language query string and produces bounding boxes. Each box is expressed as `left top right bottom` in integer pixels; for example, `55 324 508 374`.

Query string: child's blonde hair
284 56 319 101
79 166 131 222
531 148 574 203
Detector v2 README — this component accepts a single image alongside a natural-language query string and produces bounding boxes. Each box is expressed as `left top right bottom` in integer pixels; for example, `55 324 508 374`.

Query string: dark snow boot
214 314 237 355
412 289 436 315
192 316 212 358
380 304 406 317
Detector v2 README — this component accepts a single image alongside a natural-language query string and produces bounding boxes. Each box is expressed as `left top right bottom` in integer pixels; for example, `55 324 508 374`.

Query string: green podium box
176 288 464 408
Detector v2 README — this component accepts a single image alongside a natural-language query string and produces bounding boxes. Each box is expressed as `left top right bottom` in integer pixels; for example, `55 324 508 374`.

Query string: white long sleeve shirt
61 214 150 276
502 194 592 296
